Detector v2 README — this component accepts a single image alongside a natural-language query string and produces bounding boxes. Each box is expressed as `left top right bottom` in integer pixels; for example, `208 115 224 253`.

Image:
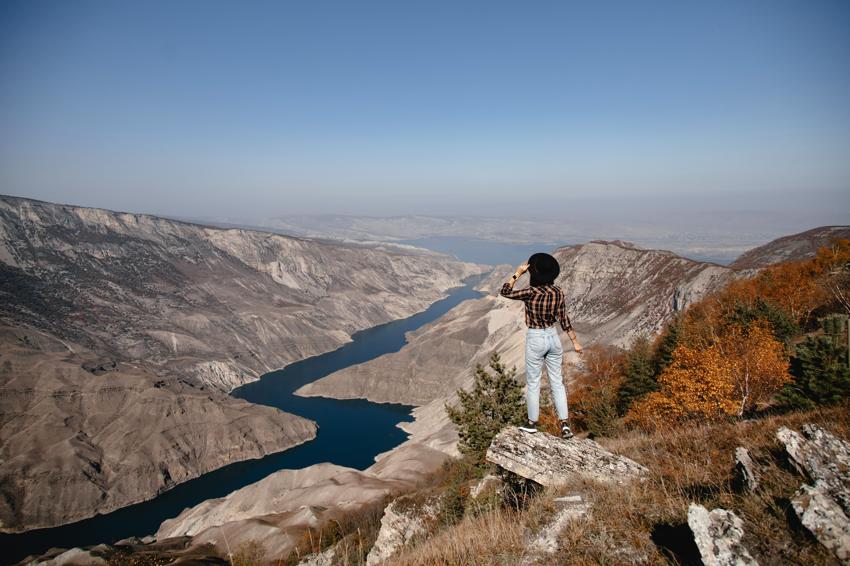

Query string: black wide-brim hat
528 252 560 282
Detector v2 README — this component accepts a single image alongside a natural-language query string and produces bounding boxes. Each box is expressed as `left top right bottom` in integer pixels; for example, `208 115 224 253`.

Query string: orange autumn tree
626 321 791 429
720 321 793 416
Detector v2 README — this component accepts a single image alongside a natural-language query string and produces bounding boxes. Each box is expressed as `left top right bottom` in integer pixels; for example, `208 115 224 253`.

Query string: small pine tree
616 336 657 415
445 351 526 459
778 314 850 409
654 316 682 376
727 297 799 344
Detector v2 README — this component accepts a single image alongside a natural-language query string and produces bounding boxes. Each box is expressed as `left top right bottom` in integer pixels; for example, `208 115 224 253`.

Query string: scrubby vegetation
568 237 850 433
445 351 526 457
390 405 849 565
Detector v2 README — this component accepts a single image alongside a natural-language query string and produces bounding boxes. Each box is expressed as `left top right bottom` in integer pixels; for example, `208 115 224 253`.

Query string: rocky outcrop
522 493 589 562
730 226 850 269
778 424 850 562
687 504 758 566
777 424 850 513
0 195 488 532
791 485 850 563
485 427 648 487
366 494 440 565
734 447 759 492
470 474 504 499
298 544 338 566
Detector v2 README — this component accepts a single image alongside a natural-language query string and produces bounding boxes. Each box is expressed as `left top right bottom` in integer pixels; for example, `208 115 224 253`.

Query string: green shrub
779 314 850 409
445 351 526 460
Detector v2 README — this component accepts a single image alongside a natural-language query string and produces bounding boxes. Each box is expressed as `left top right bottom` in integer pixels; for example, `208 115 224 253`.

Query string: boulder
523 493 590 559
791 484 850 564
31 547 107 566
777 424 850 515
366 495 439 565
734 447 759 492
470 474 504 499
298 544 337 566
687 504 758 566
485 427 648 486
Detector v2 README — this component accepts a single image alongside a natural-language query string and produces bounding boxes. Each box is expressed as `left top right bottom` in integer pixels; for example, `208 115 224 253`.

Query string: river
1 272 488 564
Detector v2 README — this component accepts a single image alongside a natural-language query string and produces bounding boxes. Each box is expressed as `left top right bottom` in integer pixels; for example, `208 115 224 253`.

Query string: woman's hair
528 252 560 287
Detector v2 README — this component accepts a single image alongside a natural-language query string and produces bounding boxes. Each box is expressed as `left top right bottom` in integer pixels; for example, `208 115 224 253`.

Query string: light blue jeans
525 325 569 422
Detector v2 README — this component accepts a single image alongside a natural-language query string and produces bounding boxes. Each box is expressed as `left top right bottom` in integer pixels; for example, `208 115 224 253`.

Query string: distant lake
399 236 735 267
0 273 488 565
398 236 577 265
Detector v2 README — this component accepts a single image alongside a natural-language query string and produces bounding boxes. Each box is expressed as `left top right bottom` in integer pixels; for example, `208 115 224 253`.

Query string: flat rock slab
687 504 758 566
792 484 850 564
486 427 648 486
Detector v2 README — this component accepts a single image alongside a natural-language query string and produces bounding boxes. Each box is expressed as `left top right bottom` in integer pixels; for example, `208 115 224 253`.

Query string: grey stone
522 493 590 562
366 495 439 565
791 484 850 564
298 544 337 566
485 426 648 486
777 424 850 515
470 474 504 499
687 504 758 566
734 447 759 492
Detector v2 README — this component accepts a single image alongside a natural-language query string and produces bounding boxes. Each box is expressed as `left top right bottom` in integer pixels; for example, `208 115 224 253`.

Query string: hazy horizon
2 1 849 221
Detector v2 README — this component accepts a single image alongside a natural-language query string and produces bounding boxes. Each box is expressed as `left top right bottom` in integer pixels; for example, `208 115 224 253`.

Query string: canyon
0 195 489 533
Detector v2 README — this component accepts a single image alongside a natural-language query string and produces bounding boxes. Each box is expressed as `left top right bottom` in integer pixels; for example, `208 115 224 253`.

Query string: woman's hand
514 263 529 277
567 329 583 354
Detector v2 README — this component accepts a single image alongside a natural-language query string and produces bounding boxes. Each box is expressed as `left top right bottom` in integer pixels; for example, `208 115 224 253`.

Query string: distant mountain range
185 211 850 264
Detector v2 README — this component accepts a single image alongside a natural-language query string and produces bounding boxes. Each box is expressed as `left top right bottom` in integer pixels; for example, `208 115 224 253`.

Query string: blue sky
1 0 848 219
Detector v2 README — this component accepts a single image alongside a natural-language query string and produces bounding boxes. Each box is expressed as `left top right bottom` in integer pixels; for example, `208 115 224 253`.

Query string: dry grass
382 405 849 565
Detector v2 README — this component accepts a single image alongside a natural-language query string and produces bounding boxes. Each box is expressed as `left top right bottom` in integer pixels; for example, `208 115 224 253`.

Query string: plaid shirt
499 280 572 331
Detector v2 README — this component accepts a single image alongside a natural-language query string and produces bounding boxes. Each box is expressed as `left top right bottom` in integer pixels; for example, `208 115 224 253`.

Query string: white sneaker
519 421 538 433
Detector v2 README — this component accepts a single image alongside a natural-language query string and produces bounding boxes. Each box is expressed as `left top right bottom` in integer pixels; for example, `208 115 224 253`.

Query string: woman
499 252 582 439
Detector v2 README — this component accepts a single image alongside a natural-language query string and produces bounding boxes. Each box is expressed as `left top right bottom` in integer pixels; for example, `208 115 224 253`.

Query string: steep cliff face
0 195 489 532
729 225 850 269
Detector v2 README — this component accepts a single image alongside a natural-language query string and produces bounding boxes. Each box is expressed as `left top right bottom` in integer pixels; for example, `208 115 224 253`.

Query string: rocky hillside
0 324 316 533
0 195 489 532
730 225 850 269
0 195 488 392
